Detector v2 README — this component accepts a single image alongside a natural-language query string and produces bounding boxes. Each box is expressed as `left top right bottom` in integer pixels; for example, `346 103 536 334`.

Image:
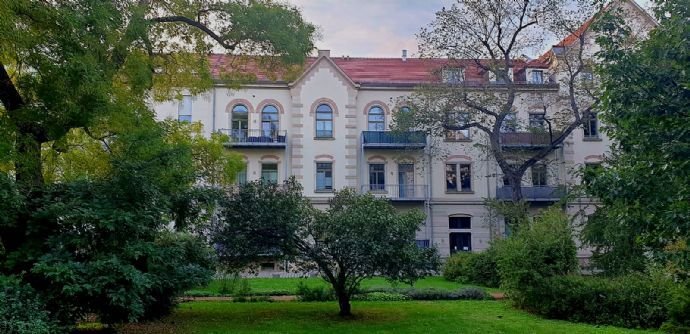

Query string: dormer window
489 68 513 83
442 68 464 84
530 70 544 84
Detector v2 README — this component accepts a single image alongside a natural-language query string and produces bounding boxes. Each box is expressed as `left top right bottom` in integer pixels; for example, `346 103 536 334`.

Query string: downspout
486 147 494 240
211 85 217 132
426 136 433 248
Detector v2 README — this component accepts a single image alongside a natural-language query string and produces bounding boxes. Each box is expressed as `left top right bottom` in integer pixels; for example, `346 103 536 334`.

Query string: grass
186 276 501 296
117 300 662 334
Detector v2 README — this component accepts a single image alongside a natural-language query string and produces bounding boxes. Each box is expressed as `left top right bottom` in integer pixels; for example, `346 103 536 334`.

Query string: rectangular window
532 164 548 186
450 232 472 253
583 113 598 138
442 68 464 84
261 163 278 183
449 216 471 229
236 165 247 185
315 162 333 191
445 112 470 140
415 240 430 249
178 95 192 122
446 163 472 192
369 164 385 191
530 70 544 84
529 114 546 130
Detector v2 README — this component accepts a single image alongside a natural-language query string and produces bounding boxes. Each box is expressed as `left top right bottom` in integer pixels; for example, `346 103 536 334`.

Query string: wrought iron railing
218 129 287 145
495 185 566 201
359 184 428 200
361 131 426 149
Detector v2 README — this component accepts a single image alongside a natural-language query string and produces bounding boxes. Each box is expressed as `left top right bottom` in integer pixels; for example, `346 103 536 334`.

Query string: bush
296 282 334 301
404 287 489 300
353 292 410 301
529 274 674 329
0 277 59 334
443 248 501 288
662 284 690 333
495 207 578 307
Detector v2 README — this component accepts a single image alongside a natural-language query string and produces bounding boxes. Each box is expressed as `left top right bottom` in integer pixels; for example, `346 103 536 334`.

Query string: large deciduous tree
583 0 690 278
394 0 604 203
0 0 316 190
214 183 439 317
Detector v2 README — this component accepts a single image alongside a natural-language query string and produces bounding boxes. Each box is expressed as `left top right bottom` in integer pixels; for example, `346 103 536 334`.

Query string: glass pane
261 164 278 183
445 164 457 191
459 164 471 191
178 115 192 122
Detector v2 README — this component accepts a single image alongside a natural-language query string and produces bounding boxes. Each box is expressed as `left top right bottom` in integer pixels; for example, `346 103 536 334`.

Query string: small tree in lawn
295 189 439 316
214 184 439 317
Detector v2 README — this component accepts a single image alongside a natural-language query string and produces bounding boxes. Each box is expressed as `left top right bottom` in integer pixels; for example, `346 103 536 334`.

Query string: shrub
662 284 690 333
404 287 489 300
443 248 501 288
495 207 578 307
529 274 674 329
0 277 59 334
353 292 410 301
296 282 334 301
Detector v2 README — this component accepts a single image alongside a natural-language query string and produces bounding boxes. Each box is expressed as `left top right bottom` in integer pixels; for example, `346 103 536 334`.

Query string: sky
286 0 653 58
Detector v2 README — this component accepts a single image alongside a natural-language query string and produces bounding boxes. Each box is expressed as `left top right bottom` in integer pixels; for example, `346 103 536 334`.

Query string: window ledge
445 190 475 194
314 137 335 140
583 137 602 142
444 139 472 143
314 189 334 193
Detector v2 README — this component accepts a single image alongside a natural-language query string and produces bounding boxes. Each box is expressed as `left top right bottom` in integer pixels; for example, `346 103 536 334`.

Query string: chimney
402 49 408 62
318 49 331 58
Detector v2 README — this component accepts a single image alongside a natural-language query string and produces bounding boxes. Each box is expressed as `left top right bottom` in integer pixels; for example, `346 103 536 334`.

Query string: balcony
495 185 566 202
499 132 561 149
218 129 287 148
359 184 428 201
361 131 426 149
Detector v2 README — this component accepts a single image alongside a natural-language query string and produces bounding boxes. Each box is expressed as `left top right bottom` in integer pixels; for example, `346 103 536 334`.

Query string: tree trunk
15 130 44 190
508 174 523 203
337 291 351 317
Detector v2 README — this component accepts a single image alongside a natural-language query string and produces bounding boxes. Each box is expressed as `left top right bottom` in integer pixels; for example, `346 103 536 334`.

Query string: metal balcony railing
218 129 287 147
361 131 427 149
359 184 428 201
499 132 561 149
495 185 566 202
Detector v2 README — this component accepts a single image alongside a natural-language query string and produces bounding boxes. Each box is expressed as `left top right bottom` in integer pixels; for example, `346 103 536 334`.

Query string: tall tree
394 0 608 202
0 0 316 190
583 0 690 278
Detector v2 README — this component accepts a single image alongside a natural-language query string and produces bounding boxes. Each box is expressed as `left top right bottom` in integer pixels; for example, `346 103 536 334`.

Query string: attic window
530 70 544 84
442 68 464 84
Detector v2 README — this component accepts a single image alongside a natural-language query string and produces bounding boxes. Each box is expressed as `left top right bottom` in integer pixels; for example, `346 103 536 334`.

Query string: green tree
583 0 690 278
297 189 438 316
394 0 611 203
0 0 316 189
214 185 439 316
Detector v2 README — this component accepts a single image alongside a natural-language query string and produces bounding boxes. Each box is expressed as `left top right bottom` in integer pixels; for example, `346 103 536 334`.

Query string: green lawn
186 276 500 296
118 300 661 334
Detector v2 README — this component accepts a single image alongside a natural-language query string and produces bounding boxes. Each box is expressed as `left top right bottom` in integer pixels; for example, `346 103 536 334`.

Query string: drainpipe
426 136 433 248
211 86 217 132
486 148 494 240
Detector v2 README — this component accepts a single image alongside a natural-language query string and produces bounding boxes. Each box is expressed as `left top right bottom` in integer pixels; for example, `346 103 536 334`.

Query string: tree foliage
214 184 439 316
394 0 604 202
583 0 690 278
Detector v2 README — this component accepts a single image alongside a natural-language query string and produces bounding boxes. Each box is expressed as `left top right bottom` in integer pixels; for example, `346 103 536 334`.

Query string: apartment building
153 0 655 260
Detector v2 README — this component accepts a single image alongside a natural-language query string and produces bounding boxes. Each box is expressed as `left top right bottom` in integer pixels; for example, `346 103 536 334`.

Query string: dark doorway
449 232 472 254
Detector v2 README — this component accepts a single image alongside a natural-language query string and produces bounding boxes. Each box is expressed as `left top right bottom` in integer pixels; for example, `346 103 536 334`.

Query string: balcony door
398 163 414 198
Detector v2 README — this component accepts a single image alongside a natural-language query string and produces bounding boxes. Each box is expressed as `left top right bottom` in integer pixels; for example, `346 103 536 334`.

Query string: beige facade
153 0 655 259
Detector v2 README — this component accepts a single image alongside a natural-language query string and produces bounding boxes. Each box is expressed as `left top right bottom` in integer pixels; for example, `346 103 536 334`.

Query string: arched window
261 105 279 137
315 104 333 138
231 104 248 139
368 106 385 131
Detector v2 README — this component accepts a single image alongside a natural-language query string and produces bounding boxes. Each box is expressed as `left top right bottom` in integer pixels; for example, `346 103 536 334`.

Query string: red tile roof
209 54 550 86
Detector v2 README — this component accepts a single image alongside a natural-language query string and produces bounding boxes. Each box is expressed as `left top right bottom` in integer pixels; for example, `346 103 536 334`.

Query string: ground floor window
449 232 472 254
261 163 278 183
316 162 333 191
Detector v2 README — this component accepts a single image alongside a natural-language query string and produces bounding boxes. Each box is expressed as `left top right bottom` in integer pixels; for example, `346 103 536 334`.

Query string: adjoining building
153 0 656 266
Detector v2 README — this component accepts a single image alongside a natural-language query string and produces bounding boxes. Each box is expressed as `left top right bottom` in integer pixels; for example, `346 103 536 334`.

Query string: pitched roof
209 55 549 86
